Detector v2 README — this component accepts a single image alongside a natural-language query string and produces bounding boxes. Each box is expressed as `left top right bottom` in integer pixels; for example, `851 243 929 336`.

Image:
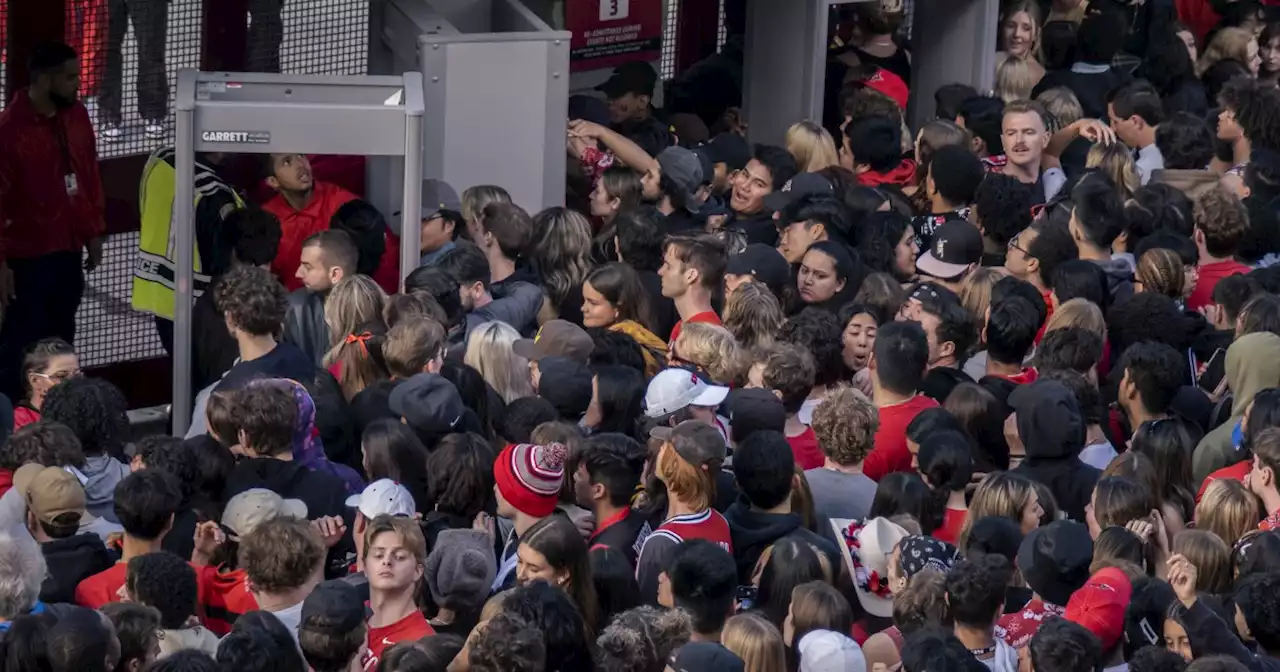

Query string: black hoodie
723 502 840 586
222 457 348 522
1008 380 1101 523
921 366 974 404
39 533 116 604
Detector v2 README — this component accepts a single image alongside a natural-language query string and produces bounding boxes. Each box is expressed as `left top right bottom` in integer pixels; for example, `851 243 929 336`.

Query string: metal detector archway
172 69 425 435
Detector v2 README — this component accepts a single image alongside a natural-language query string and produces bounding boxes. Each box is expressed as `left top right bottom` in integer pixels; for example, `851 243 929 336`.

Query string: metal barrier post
172 71 197 435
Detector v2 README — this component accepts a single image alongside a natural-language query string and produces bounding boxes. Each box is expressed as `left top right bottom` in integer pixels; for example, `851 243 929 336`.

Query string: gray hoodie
1093 257 1135 304
82 455 130 524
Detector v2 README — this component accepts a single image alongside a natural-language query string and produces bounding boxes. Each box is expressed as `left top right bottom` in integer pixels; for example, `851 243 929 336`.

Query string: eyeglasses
1007 234 1029 255
36 369 81 383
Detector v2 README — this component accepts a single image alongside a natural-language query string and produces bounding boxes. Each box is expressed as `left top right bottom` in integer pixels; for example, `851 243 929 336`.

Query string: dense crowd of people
10 0 1280 671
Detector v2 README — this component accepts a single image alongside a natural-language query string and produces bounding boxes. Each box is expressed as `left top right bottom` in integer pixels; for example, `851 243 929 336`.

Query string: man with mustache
1000 100 1067 205
0 42 105 402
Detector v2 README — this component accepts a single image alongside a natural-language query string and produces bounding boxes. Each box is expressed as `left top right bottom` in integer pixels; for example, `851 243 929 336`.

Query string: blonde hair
1036 87 1084 132
722 613 787 672
996 55 1041 103
1172 529 1233 594
723 283 785 352
461 185 512 227
1044 298 1107 340
464 321 535 403
959 472 1038 549
1198 27 1256 77
960 268 1004 326
656 441 714 512
1000 0 1043 59
786 121 840 173
323 275 389 399
1136 248 1186 300
673 322 745 386
1196 479 1263 549
1086 142 1141 201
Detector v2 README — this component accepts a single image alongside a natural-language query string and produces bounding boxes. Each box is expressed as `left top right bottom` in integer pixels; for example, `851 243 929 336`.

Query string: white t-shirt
269 601 304 646
1079 440 1118 470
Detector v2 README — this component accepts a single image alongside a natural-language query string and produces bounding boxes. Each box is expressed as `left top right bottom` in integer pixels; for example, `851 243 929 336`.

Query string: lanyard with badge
55 119 78 197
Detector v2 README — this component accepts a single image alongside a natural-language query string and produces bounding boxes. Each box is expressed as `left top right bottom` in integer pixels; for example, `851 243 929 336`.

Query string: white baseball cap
345 479 417 519
222 489 308 538
644 368 730 418
797 630 866 672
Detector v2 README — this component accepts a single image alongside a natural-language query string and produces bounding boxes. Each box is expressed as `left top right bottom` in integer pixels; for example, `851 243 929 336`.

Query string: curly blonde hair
673 322 744 386
811 387 879 467
723 283 786 352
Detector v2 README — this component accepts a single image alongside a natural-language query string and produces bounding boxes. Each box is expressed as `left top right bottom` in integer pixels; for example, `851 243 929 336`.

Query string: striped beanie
494 443 568 517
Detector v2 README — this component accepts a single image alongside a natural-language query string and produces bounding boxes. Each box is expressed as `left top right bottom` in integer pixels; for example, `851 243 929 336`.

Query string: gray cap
658 147 705 210
424 529 497 611
421 179 461 219
650 419 727 467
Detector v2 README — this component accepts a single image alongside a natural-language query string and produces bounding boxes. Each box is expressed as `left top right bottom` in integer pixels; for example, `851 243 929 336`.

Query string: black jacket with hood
1008 379 1101 523
723 502 840 586
39 533 116 604
222 456 348 523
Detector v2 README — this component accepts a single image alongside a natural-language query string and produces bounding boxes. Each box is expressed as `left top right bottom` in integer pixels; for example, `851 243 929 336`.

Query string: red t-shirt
75 562 126 608
787 426 825 471
13 406 39 430
197 566 259 636
363 611 435 670
263 181 402 294
669 310 722 343
1188 260 1253 312
864 395 939 482
1197 460 1253 504
933 507 966 545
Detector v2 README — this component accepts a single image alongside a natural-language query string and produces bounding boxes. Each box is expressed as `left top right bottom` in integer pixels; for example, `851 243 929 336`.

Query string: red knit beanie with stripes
494 442 567 517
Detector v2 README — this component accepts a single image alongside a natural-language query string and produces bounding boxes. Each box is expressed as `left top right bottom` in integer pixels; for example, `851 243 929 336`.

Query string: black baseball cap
763 172 835 213
728 389 787 443
389 373 466 436
595 62 658 99
300 580 366 635
702 133 751 171
537 356 594 420
725 244 790 293
915 221 983 280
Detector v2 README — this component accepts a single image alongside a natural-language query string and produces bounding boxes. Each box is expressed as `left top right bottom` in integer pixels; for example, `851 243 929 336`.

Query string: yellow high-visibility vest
131 148 244 320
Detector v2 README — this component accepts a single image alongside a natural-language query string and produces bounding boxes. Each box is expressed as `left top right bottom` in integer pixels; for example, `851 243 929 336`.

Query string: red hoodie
856 159 917 188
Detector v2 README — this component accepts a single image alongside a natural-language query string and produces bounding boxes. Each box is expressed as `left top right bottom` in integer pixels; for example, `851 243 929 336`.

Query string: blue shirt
419 240 456 267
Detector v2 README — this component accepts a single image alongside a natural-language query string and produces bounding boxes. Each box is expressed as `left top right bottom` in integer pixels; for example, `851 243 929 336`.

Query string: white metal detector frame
172 69 425 435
